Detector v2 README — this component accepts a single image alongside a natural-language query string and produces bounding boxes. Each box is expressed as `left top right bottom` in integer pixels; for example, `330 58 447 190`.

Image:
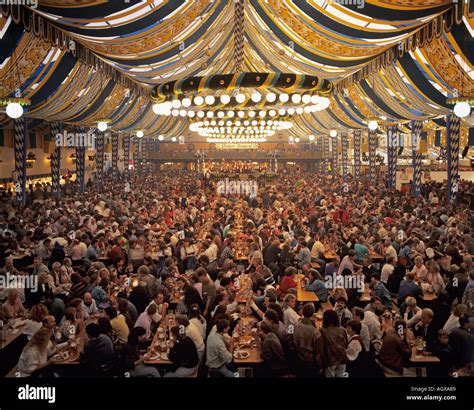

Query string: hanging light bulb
237 110 245 118
206 111 214 118
179 110 187 117
278 108 286 116
266 92 276 103
220 94 230 104
171 136 177 142
251 92 262 103
330 130 337 137
296 107 304 114
368 120 378 130
248 111 256 118
228 110 235 117
182 98 192 108
269 110 277 117
453 101 471 118
287 108 295 115
158 135 164 141
217 111 225 118
97 121 108 132
171 109 179 116
295 137 300 143
136 130 144 138
259 110 266 118
302 94 311 104
197 111 205 118
309 135 315 141
194 96 204 105
279 93 289 103
171 100 181 109
6 102 24 119
205 95 215 105
291 94 302 104
187 111 195 118
235 93 246 103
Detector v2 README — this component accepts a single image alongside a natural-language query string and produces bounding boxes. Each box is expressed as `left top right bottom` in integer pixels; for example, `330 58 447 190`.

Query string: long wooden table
295 274 319 303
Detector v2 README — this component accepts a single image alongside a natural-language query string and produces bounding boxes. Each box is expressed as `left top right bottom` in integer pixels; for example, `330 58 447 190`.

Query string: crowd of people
0 169 473 378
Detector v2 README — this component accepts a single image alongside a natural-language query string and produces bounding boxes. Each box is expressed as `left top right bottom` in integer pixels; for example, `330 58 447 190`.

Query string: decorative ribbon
133 137 140 174
387 126 398 190
233 0 245 72
14 117 27 206
353 130 361 180
323 135 330 175
75 128 86 193
96 131 105 187
123 136 131 179
50 121 61 198
341 132 349 178
446 113 460 205
112 132 119 180
331 137 338 176
368 128 377 181
411 120 423 197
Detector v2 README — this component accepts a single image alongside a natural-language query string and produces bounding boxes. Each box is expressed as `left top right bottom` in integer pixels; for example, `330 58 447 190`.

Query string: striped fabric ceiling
0 0 472 137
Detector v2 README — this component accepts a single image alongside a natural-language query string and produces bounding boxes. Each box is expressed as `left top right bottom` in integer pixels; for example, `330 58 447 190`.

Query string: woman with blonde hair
23 303 49 340
282 294 300 328
443 303 467 334
17 328 53 377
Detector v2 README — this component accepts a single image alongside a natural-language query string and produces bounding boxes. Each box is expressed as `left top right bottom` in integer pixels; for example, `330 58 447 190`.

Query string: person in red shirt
277 267 298 300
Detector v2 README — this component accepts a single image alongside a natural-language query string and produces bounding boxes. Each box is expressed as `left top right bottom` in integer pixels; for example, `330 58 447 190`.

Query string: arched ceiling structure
0 0 472 139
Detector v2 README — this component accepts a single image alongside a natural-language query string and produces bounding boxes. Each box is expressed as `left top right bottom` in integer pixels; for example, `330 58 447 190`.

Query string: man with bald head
82 292 98 318
2 289 25 319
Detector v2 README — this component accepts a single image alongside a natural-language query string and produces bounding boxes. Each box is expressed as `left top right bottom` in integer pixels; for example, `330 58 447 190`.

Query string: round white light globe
302 94 311 104
97 121 108 132
171 99 181 109
368 120 378 130
6 102 23 119
453 101 471 118
291 94 302 104
182 98 192 108
266 93 276 103
295 137 300 143
330 130 337 137
279 93 289 103
136 130 144 138
251 92 262 103
220 95 231 104
171 137 177 142
228 110 235 117
309 135 315 141
205 95 215 105
158 135 164 141
235 93 246 103
194 96 204 106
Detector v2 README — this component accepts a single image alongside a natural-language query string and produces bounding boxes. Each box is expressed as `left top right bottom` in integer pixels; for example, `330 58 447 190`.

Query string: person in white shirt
411 256 428 282
381 257 396 284
384 239 398 262
23 304 49 340
176 315 205 364
362 306 384 343
282 294 300 329
351 307 371 352
403 297 422 327
189 304 207 340
443 304 467 334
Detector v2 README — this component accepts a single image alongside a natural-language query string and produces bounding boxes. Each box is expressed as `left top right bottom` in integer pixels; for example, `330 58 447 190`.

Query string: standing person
196 268 216 318
205 319 235 377
321 310 348 377
345 320 368 377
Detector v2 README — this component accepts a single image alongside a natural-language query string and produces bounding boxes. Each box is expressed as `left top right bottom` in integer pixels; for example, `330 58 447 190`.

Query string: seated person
165 325 199 377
